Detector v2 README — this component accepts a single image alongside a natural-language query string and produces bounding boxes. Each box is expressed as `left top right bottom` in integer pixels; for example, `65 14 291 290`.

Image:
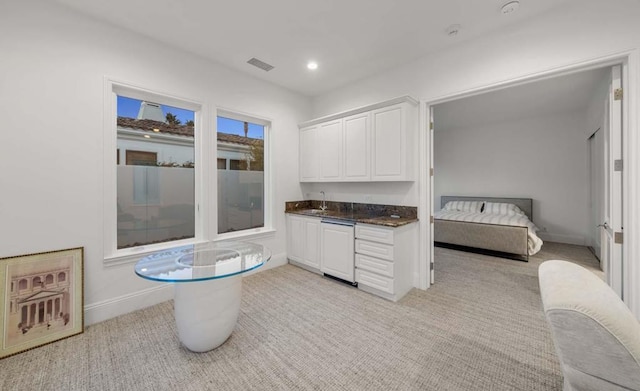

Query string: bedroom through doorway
427 64 624 297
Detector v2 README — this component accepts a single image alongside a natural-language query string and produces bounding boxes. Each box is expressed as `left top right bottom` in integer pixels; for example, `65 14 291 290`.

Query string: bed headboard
440 196 533 221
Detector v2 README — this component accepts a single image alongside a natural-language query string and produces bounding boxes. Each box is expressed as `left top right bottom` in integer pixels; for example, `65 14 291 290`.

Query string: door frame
417 50 639 318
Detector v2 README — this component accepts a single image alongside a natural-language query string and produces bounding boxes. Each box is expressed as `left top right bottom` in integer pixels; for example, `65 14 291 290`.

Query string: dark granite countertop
285 200 418 228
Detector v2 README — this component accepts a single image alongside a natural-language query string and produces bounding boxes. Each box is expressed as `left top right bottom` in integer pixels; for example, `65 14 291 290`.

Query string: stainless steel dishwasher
320 218 356 285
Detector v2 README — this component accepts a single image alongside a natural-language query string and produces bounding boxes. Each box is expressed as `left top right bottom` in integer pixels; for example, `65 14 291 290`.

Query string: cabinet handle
321 219 355 227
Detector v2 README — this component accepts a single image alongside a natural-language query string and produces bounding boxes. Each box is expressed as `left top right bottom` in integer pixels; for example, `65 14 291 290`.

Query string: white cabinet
371 103 414 181
343 112 370 181
320 221 355 282
318 119 343 180
299 96 417 183
287 215 305 261
303 218 321 269
286 214 321 270
299 125 319 181
354 223 417 301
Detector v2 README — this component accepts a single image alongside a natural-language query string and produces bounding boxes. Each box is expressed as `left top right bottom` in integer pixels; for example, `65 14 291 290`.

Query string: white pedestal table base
174 275 242 352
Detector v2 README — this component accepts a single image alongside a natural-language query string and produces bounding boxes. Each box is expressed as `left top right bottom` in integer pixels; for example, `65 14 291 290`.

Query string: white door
429 106 435 285
589 128 603 261
601 65 623 298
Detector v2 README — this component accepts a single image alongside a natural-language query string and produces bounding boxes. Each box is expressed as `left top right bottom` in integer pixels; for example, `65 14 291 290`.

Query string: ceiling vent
247 57 275 72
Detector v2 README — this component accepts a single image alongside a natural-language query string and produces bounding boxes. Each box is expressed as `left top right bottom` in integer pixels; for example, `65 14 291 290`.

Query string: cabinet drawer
355 239 394 261
356 269 394 294
355 254 394 278
355 224 394 244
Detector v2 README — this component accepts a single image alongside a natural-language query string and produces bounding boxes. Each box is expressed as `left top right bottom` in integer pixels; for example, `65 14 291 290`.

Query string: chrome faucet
320 191 327 211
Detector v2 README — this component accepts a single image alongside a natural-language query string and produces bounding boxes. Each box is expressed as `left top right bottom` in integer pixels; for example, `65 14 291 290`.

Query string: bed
434 196 543 261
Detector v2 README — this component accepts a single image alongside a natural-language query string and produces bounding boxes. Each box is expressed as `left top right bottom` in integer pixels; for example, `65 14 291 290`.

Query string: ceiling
433 67 609 132
56 0 579 97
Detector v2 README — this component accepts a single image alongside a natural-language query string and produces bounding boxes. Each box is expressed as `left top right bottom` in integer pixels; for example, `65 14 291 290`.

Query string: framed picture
0 247 83 359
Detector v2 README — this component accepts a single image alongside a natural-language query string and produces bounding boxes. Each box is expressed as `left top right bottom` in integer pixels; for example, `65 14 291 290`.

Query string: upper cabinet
343 112 370 181
318 119 343 180
299 96 417 183
371 103 413 181
299 124 319 181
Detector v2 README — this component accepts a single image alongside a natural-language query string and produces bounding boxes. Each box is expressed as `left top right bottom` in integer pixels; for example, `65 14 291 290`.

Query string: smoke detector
445 24 461 37
501 1 520 15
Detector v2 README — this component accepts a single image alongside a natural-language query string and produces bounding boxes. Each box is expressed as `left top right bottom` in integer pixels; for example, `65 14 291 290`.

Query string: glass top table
135 241 271 283
133 240 271 352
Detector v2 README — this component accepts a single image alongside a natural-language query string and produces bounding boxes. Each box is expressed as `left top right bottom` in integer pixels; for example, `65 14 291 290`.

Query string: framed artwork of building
0 247 83 359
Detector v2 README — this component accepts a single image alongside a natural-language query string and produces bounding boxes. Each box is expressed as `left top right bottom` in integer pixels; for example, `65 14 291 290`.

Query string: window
115 93 197 250
217 114 268 234
105 81 272 262
229 159 247 170
126 150 157 166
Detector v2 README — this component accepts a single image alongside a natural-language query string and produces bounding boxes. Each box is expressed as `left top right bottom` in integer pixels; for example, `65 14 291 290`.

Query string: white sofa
538 260 640 391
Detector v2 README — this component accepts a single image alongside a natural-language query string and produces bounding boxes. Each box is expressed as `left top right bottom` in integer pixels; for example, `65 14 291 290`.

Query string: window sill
103 229 276 267
103 238 207 268
216 228 276 242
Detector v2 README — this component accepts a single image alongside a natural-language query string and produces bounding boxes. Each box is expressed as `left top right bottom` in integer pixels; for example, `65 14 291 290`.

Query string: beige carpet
0 242 601 390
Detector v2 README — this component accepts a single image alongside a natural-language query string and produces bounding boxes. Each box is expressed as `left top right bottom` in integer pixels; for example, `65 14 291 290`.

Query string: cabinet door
344 112 370 181
320 222 355 282
287 215 305 262
300 125 319 181
318 119 343 180
303 218 321 269
371 104 405 180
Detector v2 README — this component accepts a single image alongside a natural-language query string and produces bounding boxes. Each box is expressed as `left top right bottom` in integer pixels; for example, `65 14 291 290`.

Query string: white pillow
443 200 483 213
483 202 525 216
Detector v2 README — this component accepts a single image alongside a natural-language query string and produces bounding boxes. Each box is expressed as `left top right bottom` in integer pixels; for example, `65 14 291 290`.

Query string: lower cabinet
286 214 321 270
355 223 417 302
320 221 355 282
287 214 417 302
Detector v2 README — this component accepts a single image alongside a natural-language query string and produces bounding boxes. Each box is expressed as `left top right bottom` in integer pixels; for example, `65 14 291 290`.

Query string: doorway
423 62 627 302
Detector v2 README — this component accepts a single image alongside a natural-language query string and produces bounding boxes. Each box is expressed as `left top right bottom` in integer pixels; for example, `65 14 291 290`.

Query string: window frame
103 79 206 265
214 109 273 240
103 80 275 266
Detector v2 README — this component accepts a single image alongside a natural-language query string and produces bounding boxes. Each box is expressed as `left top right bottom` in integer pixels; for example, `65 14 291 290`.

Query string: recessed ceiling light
144 135 151 138
307 61 318 70
501 1 520 15
445 24 461 37
153 128 160 132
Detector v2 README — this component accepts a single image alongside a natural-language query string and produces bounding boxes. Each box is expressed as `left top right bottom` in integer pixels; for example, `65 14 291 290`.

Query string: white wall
308 0 640 317
0 1 310 324
434 111 590 245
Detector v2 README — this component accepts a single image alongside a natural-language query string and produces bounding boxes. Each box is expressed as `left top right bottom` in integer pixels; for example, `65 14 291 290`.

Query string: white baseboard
84 283 174 326
243 251 287 276
84 252 288 326
538 232 585 246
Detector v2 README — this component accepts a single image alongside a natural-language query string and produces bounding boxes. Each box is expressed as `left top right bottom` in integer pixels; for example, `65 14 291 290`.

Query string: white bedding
434 209 543 255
